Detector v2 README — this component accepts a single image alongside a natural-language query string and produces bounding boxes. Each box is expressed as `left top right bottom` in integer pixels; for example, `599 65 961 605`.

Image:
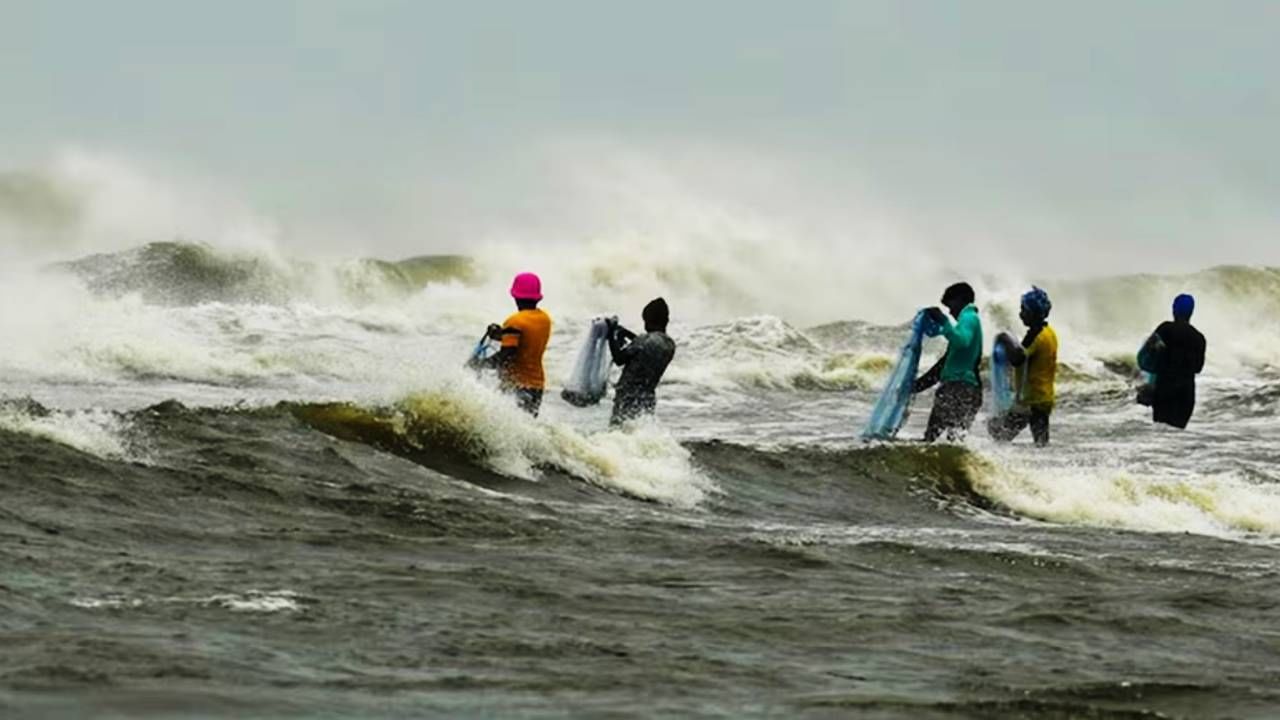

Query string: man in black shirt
1143 293 1207 429
606 298 676 427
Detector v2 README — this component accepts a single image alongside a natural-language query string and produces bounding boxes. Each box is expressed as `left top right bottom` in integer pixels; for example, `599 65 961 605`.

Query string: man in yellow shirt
475 272 552 416
990 287 1058 446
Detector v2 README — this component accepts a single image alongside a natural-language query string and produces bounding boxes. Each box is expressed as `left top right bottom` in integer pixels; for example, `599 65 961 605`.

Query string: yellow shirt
500 309 552 390
1016 324 1058 410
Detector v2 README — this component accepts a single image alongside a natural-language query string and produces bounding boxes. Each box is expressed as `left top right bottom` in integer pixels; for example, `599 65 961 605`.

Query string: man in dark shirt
606 298 676 427
1144 293 1207 429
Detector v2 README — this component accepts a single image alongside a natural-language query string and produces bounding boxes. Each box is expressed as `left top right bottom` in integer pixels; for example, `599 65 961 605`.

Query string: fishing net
862 309 944 440
990 339 1017 417
561 318 614 407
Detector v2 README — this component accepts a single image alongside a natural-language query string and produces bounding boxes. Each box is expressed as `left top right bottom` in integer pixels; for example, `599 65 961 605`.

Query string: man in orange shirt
475 272 552 416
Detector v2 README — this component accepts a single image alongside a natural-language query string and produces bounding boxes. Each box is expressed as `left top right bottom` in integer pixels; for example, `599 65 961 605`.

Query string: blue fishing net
862 309 945 440
990 340 1017 417
1137 333 1163 376
1135 333 1163 406
561 318 614 407
468 336 497 366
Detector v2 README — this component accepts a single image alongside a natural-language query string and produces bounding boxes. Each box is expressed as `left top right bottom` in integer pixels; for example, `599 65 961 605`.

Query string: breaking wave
289 387 714 508
697 440 1280 541
50 241 475 306
961 451 1280 539
0 399 144 462
2 382 1275 541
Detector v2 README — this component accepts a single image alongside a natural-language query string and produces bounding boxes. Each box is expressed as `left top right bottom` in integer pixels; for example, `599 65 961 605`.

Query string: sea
1 239 1278 718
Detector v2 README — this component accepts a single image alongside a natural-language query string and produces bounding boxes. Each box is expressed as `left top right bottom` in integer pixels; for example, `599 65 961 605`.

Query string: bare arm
998 333 1026 367
913 352 946 394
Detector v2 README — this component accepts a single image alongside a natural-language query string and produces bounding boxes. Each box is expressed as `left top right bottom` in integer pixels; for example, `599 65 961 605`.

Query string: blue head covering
1020 286 1052 321
1173 293 1195 320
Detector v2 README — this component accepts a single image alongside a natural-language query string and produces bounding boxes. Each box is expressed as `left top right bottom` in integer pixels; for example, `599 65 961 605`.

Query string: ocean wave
50 241 475 307
0 399 146 462
693 440 1280 540
8 234 1280 401
289 385 714 508
669 353 892 393
668 316 893 392
9 148 1280 351
963 452 1280 539
1199 382 1280 418
691 440 990 512
983 265 1280 377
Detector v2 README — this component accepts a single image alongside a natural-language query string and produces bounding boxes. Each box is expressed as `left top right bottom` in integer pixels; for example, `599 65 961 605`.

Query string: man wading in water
473 272 552 417
1139 293 1206 429
989 287 1059 446
912 282 984 442
606 298 676 427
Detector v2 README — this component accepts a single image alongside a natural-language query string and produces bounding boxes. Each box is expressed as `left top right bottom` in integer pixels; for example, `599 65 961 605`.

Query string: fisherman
912 282 984 442
606 297 676 427
989 287 1058 446
1141 293 1206 429
473 272 552 416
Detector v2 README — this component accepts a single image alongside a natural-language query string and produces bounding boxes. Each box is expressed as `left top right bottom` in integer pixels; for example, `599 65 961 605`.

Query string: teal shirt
940 304 983 386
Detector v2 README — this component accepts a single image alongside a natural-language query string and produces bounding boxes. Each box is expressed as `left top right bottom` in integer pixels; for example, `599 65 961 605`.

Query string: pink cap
510 272 543 301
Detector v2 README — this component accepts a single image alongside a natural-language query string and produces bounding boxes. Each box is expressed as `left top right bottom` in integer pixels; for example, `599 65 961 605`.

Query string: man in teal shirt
912 282 984 441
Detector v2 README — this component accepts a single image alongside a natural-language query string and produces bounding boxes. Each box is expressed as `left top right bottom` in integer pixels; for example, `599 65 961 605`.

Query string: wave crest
51 241 475 306
0 399 146 462
964 453 1280 538
290 387 713 507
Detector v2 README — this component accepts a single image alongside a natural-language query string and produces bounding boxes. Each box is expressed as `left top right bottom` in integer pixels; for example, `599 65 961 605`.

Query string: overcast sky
3 1 1277 271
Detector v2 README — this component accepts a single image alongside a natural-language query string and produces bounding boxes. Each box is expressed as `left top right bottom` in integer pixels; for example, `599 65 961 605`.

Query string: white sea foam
207 591 305 613
1 147 1277 418
543 420 715 507
70 590 304 613
382 378 715 508
0 405 142 462
0 150 1275 403
69 596 146 610
966 455 1280 539
0 147 279 259
744 522 1070 558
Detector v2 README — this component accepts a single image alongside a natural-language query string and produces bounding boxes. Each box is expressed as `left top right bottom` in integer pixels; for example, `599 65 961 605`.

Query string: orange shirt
500 309 552 390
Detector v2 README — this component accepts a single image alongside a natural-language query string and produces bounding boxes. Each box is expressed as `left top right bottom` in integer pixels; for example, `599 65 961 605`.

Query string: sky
2 0 1278 272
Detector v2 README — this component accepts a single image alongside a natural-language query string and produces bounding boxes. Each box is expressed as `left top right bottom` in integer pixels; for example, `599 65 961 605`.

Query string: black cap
642 297 669 328
941 282 975 307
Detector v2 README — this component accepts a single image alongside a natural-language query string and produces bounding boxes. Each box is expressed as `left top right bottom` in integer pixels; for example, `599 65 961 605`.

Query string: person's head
1172 293 1195 321
642 297 669 332
940 282 975 319
1020 286 1052 327
510 272 542 310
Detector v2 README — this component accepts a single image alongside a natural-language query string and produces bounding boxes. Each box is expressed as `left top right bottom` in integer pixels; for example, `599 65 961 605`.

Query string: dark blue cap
1173 293 1195 319
1021 286 1052 319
